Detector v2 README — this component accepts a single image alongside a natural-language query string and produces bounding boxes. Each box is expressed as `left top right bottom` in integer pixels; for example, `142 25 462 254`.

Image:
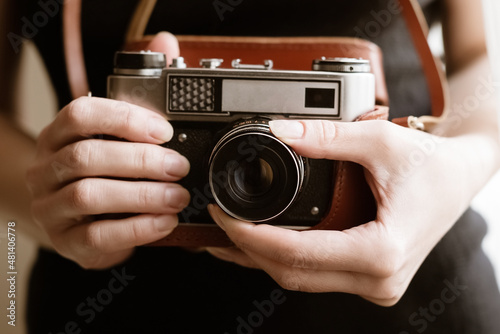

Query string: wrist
448 131 500 205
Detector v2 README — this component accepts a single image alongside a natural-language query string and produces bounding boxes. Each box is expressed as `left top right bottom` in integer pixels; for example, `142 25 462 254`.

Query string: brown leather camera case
62 0 447 247
148 36 388 247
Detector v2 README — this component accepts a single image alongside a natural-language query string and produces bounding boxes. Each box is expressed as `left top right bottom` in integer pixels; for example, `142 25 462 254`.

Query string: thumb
269 119 396 167
145 32 180 66
124 32 180 65
123 32 180 66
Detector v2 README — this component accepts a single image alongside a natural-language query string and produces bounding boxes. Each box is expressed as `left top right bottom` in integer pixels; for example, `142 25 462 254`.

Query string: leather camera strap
62 0 89 99
392 0 449 131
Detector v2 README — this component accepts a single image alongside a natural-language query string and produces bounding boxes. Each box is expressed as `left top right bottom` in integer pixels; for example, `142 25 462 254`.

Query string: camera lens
209 120 305 222
233 158 274 198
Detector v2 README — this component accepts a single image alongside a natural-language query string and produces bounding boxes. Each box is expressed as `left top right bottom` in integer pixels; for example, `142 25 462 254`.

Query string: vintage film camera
108 51 374 229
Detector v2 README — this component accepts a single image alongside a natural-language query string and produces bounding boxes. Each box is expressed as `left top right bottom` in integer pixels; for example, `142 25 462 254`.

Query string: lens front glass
209 122 304 222
232 158 274 199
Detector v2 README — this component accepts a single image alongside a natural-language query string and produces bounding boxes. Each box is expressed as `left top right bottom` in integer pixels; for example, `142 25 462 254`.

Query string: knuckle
138 184 156 208
316 120 337 150
369 233 405 278
117 106 135 133
373 126 391 150
68 179 95 212
374 119 394 134
65 97 91 127
374 255 403 279
276 247 309 269
83 223 104 252
129 219 150 243
65 141 93 170
380 128 400 153
372 121 406 158
372 254 401 278
133 144 154 172
276 270 304 292
373 277 406 302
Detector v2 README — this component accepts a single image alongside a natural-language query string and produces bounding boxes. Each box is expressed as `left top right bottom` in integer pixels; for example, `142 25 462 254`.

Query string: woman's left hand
206 119 485 306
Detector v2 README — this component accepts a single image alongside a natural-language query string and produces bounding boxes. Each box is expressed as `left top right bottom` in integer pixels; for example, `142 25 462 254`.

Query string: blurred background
1 2 500 333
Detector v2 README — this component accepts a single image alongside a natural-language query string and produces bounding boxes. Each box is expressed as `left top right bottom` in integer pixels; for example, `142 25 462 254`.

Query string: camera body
108 52 375 228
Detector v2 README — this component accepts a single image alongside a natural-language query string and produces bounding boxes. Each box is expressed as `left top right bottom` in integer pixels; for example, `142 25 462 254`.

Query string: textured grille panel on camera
169 77 215 112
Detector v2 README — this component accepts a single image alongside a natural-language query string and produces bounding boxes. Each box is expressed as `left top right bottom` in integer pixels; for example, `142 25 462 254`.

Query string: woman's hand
207 118 498 306
26 32 190 269
26 97 190 269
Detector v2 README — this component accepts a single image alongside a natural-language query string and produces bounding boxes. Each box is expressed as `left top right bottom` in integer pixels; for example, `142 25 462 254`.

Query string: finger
30 140 190 192
268 119 406 168
33 179 190 228
60 214 178 269
208 205 395 277
360 295 400 307
40 97 173 151
239 247 397 300
361 259 423 307
146 31 180 66
206 247 262 269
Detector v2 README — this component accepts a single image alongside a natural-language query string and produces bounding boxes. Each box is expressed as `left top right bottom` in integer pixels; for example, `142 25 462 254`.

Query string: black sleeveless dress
19 0 500 333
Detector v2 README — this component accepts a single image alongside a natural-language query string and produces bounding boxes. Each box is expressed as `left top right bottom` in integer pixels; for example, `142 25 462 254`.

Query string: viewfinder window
305 88 335 109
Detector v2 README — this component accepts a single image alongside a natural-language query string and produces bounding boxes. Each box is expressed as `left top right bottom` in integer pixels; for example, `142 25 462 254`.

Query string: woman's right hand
26 97 190 269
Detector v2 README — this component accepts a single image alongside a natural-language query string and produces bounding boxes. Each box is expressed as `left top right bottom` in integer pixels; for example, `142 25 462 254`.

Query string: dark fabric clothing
28 210 500 333
19 0 500 333
29 211 500 334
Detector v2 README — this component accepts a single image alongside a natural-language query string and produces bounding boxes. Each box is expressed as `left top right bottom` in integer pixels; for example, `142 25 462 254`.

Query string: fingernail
164 154 190 178
269 120 304 140
154 215 178 233
165 187 191 210
148 118 173 143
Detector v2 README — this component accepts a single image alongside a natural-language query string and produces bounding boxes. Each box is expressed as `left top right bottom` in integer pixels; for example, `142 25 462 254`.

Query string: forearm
0 114 52 248
433 55 500 208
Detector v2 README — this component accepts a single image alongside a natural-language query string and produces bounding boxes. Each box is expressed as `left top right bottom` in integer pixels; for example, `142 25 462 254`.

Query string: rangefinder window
305 88 336 109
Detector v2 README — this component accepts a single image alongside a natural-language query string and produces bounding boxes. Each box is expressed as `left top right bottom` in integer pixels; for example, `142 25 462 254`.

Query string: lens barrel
209 120 305 222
